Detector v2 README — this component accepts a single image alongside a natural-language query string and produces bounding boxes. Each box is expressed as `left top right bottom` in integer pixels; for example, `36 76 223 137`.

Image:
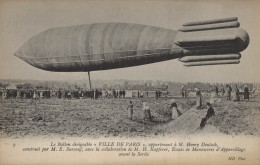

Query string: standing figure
118 90 120 98
16 90 21 99
195 88 203 109
233 85 240 101
215 86 219 96
2 90 7 99
169 99 182 120
47 89 51 99
112 89 116 98
94 89 99 99
140 91 144 98
221 85 225 97
181 84 185 98
239 86 243 93
142 102 152 122
58 89 62 99
155 90 159 100
67 91 72 99
159 90 161 98
244 85 249 101
226 85 232 100
40 91 43 98
123 90 126 98
127 100 134 120
33 90 38 99
93 89 96 99
183 89 187 98
116 90 119 98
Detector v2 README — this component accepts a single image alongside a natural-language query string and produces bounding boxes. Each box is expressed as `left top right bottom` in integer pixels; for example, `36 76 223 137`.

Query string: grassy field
0 94 259 139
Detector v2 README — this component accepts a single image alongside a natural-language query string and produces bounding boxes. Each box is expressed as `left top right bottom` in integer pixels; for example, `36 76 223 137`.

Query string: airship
14 17 249 81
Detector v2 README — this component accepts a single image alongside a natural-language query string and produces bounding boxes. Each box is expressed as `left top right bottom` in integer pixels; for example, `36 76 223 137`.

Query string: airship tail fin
179 53 241 67
179 17 239 32
182 17 238 26
178 21 239 32
179 53 241 63
175 34 237 46
183 59 240 67
176 17 249 67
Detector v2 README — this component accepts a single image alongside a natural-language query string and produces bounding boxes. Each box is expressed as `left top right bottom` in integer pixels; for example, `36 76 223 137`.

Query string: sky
0 0 259 83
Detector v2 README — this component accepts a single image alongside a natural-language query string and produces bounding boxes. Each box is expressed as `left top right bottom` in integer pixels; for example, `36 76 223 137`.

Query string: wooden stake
88 71 92 90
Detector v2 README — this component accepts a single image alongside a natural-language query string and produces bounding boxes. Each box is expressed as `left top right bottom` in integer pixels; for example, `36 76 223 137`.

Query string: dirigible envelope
14 17 249 72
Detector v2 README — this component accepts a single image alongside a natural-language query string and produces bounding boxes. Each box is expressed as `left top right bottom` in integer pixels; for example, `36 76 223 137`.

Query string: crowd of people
191 84 253 110
192 84 253 128
127 84 255 126
1 83 256 128
0 89 127 100
0 84 170 100
0 88 166 100
214 84 251 101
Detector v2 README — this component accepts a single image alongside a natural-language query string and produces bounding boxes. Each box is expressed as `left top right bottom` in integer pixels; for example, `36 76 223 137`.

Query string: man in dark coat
200 102 215 128
215 86 218 96
233 85 240 102
155 90 159 100
205 102 215 119
244 85 249 101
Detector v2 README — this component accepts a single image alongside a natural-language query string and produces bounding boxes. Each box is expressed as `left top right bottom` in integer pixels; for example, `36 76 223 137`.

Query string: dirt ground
0 93 259 139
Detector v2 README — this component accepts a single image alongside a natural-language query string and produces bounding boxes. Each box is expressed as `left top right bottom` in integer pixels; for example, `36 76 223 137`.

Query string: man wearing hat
195 88 203 109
